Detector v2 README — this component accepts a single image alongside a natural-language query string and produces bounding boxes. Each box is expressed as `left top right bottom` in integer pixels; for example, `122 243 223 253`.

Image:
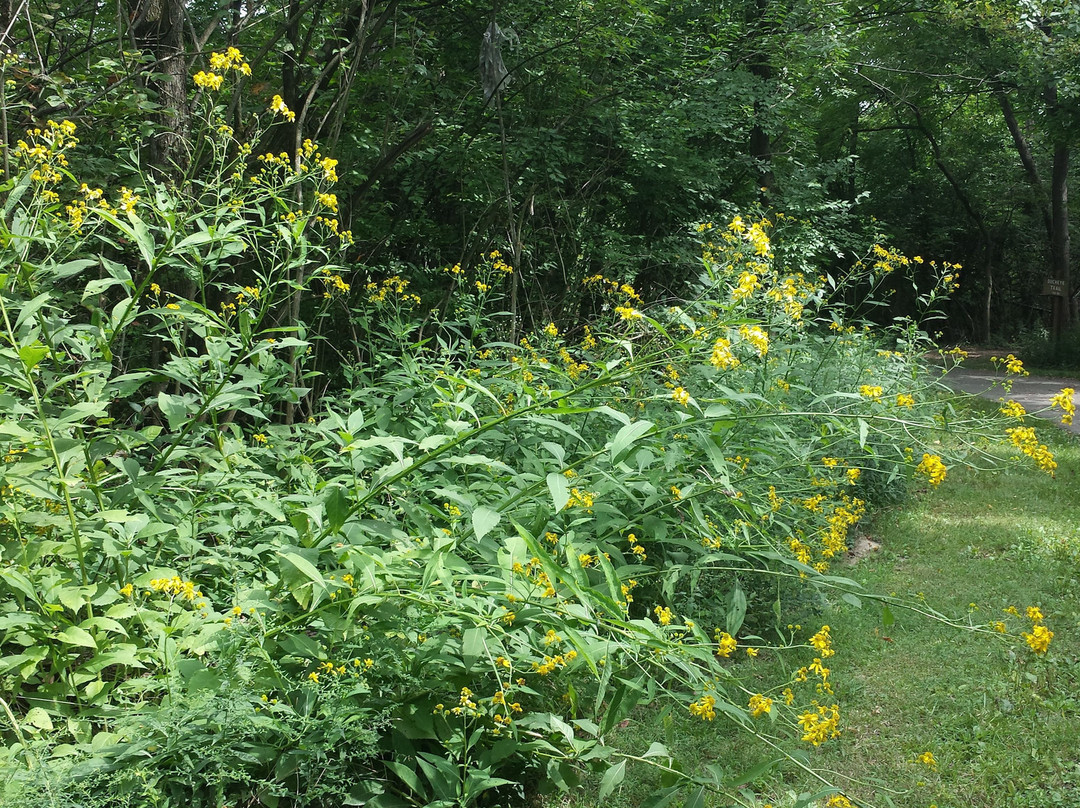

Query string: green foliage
0 68 1054 808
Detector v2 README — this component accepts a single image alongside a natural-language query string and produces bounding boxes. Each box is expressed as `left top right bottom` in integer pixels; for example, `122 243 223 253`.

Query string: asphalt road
937 366 1080 435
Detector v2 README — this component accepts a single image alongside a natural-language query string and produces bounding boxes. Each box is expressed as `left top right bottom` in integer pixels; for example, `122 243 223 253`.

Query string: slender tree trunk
128 0 190 176
911 106 994 340
1050 142 1071 335
747 0 774 193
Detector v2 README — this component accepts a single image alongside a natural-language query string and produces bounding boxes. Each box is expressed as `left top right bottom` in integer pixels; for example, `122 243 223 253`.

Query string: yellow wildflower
1050 388 1076 425
859 384 883 402
689 695 716 721
193 71 224 91
748 694 772 717
916 453 947 486
269 94 296 121
1023 624 1053 654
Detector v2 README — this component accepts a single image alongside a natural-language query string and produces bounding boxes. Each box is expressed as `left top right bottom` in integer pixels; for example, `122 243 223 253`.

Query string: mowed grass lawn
549 403 1080 808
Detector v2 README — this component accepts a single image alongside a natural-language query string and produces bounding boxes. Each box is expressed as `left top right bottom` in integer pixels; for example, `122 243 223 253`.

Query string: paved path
937 366 1080 435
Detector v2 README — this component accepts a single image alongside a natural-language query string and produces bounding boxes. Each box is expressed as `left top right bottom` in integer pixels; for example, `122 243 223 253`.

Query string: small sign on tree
1042 278 1067 297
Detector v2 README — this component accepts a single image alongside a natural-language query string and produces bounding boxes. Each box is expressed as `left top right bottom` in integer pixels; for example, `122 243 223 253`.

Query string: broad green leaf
46 258 96 279
609 419 654 464
157 392 191 432
323 484 350 533
598 759 626 800
23 707 53 731
56 625 97 649
18 342 49 371
472 506 501 541
683 786 706 808
462 626 486 671
547 471 570 512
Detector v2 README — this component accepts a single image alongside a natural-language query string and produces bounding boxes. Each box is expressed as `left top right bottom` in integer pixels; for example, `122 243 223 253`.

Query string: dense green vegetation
1 2 1078 806
552 404 1080 808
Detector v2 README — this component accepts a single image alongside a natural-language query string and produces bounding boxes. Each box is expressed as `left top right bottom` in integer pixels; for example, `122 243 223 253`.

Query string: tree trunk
747 0 774 194
996 90 1052 241
1050 141 1071 336
128 0 190 176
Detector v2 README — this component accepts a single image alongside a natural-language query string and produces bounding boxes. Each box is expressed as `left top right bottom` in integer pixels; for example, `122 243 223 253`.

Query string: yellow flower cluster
315 191 339 213
714 630 738 658
566 487 595 510
1021 606 1053 655
15 120 77 200
823 496 865 558
731 271 761 302
366 275 420 307
858 384 883 402
738 324 769 356
1000 400 1026 419
1050 388 1076 425
149 576 200 601
626 533 647 561
194 71 224 90
688 694 716 721
532 649 577 675
270 94 296 121
895 393 915 408
808 625 835 658
653 605 674 625
1006 426 1056 475
748 693 773 717
916 453 947 486
209 47 251 75
558 347 589 379
797 702 840 746
709 337 740 370
583 273 641 302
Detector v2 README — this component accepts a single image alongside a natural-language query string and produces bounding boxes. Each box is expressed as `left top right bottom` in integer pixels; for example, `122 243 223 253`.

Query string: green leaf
323 485 350 533
462 626 486 671
609 419 654 464
56 625 97 649
384 760 427 800
841 592 862 608
726 583 747 636
46 259 97 279
472 506 501 541
82 277 130 300
18 342 49 371
23 707 53 731
857 418 869 448
882 604 895 629
683 786 706 808
598 759 626 800
547 471 570 512
157 392 191 432
724 756 782 788
640 786 682 808
642 742 671 759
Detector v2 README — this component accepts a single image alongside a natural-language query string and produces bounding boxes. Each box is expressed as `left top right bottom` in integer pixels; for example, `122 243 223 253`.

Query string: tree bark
1050 141 1071 334
996 89 1052 241
128 0 190 176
